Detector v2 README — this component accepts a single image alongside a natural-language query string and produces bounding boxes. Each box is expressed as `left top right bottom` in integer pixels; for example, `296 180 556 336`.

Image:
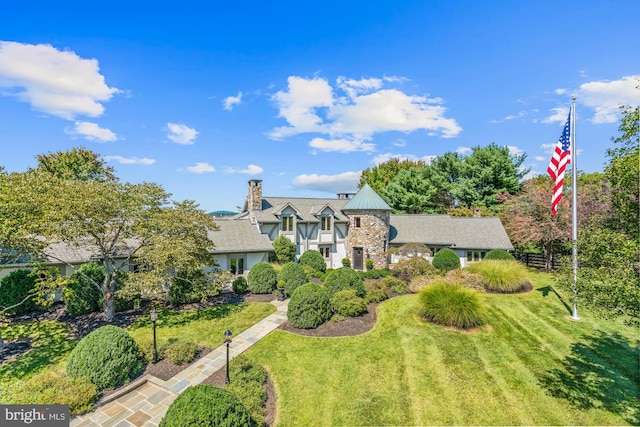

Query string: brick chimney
248 179 263 211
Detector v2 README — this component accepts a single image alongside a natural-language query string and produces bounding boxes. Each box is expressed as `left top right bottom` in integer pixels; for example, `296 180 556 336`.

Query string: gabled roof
207 219 274 253
389 215 513 250
248 197 351 223
271 202 301 216
343 184 392 211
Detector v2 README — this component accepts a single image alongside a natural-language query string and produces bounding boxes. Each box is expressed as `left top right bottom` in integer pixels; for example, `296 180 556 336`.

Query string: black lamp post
150 308 158 364
224 329 233 384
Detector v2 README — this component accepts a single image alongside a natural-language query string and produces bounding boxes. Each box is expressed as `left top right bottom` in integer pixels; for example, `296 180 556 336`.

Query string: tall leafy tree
359 158 426 194
453 143 528 210
32 146 117 182
382 166 452 214
0 169 219 321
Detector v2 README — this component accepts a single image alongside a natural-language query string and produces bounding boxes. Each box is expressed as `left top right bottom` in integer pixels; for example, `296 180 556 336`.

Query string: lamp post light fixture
150 308 158 364
224 329 233 384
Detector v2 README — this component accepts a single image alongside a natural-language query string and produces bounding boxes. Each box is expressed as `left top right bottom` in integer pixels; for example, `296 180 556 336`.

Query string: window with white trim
282 216 294 232
321 216 331 231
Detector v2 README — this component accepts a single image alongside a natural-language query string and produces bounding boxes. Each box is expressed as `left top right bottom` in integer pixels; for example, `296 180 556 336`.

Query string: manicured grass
247 271 639 426
127 302 276 350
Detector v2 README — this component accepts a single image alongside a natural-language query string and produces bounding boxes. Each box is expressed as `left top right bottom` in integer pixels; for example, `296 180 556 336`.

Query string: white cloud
507 145 524 156
224 164 264 175
371 153 436 165
542 107 570 124
392 139 406 147
576 75 640 123
534 156 546 162
223 92 242 111
309 137 375 153
554 88 567 95
166 122 199 144
489 111 526 123
292 171 360 193
104 155 155 165
65 121 117 142
0 41 119 119
186 162 215 173
268 75 461 142
456 146 472 155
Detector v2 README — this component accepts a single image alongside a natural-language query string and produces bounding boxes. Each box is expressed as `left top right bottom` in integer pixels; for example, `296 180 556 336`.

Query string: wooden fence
514 252 562 270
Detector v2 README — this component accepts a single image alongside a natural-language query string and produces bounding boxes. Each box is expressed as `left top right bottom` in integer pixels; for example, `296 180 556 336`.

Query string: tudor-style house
222 179 513 271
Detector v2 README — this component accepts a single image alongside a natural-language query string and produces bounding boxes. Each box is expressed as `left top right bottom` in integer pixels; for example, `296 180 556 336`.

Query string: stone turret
342 184 392 270
247 179 263 211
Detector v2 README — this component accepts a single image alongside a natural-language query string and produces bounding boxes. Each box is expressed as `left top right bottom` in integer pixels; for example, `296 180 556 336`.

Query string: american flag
547 110 571 215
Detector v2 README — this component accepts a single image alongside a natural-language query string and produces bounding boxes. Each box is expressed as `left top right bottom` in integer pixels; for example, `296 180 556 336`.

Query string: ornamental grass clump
419 280 485 329
160 384 258 427
465 260 530 293
288 283 332 329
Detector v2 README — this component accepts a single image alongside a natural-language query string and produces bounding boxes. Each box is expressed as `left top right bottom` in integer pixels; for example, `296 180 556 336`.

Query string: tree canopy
31 146 117 182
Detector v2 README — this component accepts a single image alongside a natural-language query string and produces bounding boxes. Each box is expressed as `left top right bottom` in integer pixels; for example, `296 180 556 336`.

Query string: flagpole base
570 315 581 321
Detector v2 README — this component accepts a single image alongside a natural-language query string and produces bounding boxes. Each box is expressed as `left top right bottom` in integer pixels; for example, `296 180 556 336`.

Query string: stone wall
345 210 390 269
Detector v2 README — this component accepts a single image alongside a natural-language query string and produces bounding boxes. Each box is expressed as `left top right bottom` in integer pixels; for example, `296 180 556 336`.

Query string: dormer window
282 216 294 232
321 216 331 231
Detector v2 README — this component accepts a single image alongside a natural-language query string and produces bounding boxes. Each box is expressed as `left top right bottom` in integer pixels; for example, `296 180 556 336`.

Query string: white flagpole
570 97 580 320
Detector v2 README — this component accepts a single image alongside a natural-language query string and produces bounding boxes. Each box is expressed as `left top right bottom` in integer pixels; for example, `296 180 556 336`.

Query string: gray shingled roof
207 219 274 253
390 214 513 250
248 197 351 223
343 184 392 211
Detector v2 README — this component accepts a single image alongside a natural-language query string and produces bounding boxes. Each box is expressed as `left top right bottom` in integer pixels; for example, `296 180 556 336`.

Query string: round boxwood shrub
0 269 39 315
160 384 257 427
331 289 367 317
323 267 365 298
64 262 103 316
66 325 143 391
247 262 277 294
483 249 515 261
432 248 461 272
465 260 530 293
278 262 307 296
299 250 326 273
419 281 485 329
232 276 248 294
288 283 332 329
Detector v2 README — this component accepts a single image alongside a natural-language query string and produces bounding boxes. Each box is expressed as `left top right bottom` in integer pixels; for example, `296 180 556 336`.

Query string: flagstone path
71 298 289 427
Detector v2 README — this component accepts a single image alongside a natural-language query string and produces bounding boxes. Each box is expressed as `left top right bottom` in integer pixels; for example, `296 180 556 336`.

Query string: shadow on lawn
540 331 640 425
128 303 246 330
537 286 572 315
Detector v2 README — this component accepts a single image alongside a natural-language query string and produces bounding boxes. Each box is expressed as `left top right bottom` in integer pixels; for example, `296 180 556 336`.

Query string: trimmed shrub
364 280 388 303
342 258 351 267
484 249 515 261
299 250 326 273
365 259 374 270
465 260 530 293
160 384 258 427
278 262 307 296
66 325 143 391
323 267 365 298
0 269 39 315
247 262 277 294
419 281 485 329
364 268 391 279
227 355 268 425
331 289 367 317
432 248 461 272
445 269 485 291
7 369 97 415
64 262 103 316
161 339 200 365
391 257 438 282
382 276 409 294
232 276 248 294
288 283 332 329
272 235 296 264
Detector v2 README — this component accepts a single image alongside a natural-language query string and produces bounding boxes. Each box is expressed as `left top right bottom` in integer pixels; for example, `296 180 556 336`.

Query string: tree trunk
0 334 4 354
543 243 553 273
103 291 115 321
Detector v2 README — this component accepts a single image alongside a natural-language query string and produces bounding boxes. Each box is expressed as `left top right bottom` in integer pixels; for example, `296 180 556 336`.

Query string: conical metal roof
343 184 392 211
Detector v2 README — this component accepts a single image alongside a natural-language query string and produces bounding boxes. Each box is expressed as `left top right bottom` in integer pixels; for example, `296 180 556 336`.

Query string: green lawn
247 272 639 426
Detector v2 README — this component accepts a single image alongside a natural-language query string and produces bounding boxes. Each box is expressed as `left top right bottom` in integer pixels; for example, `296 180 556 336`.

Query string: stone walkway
71 298 289 427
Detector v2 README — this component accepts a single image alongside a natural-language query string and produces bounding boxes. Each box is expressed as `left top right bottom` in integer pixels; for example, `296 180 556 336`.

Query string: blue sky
1 1 638 212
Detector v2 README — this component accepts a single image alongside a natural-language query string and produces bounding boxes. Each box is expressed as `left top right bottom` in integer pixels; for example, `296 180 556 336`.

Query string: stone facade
345 210 390 270
248 179 263 211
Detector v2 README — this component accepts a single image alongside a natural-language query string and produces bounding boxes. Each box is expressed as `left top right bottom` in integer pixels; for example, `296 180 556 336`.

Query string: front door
353 247 363 270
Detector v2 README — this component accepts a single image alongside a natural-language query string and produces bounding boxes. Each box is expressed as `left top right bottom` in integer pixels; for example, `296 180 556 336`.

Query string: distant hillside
208 210 237 218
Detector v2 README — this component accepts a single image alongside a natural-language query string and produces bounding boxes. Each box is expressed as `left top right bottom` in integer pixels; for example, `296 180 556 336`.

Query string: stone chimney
247 179 263 211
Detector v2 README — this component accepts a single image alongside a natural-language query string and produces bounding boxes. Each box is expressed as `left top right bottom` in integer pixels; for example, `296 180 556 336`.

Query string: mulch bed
279 302 379 337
